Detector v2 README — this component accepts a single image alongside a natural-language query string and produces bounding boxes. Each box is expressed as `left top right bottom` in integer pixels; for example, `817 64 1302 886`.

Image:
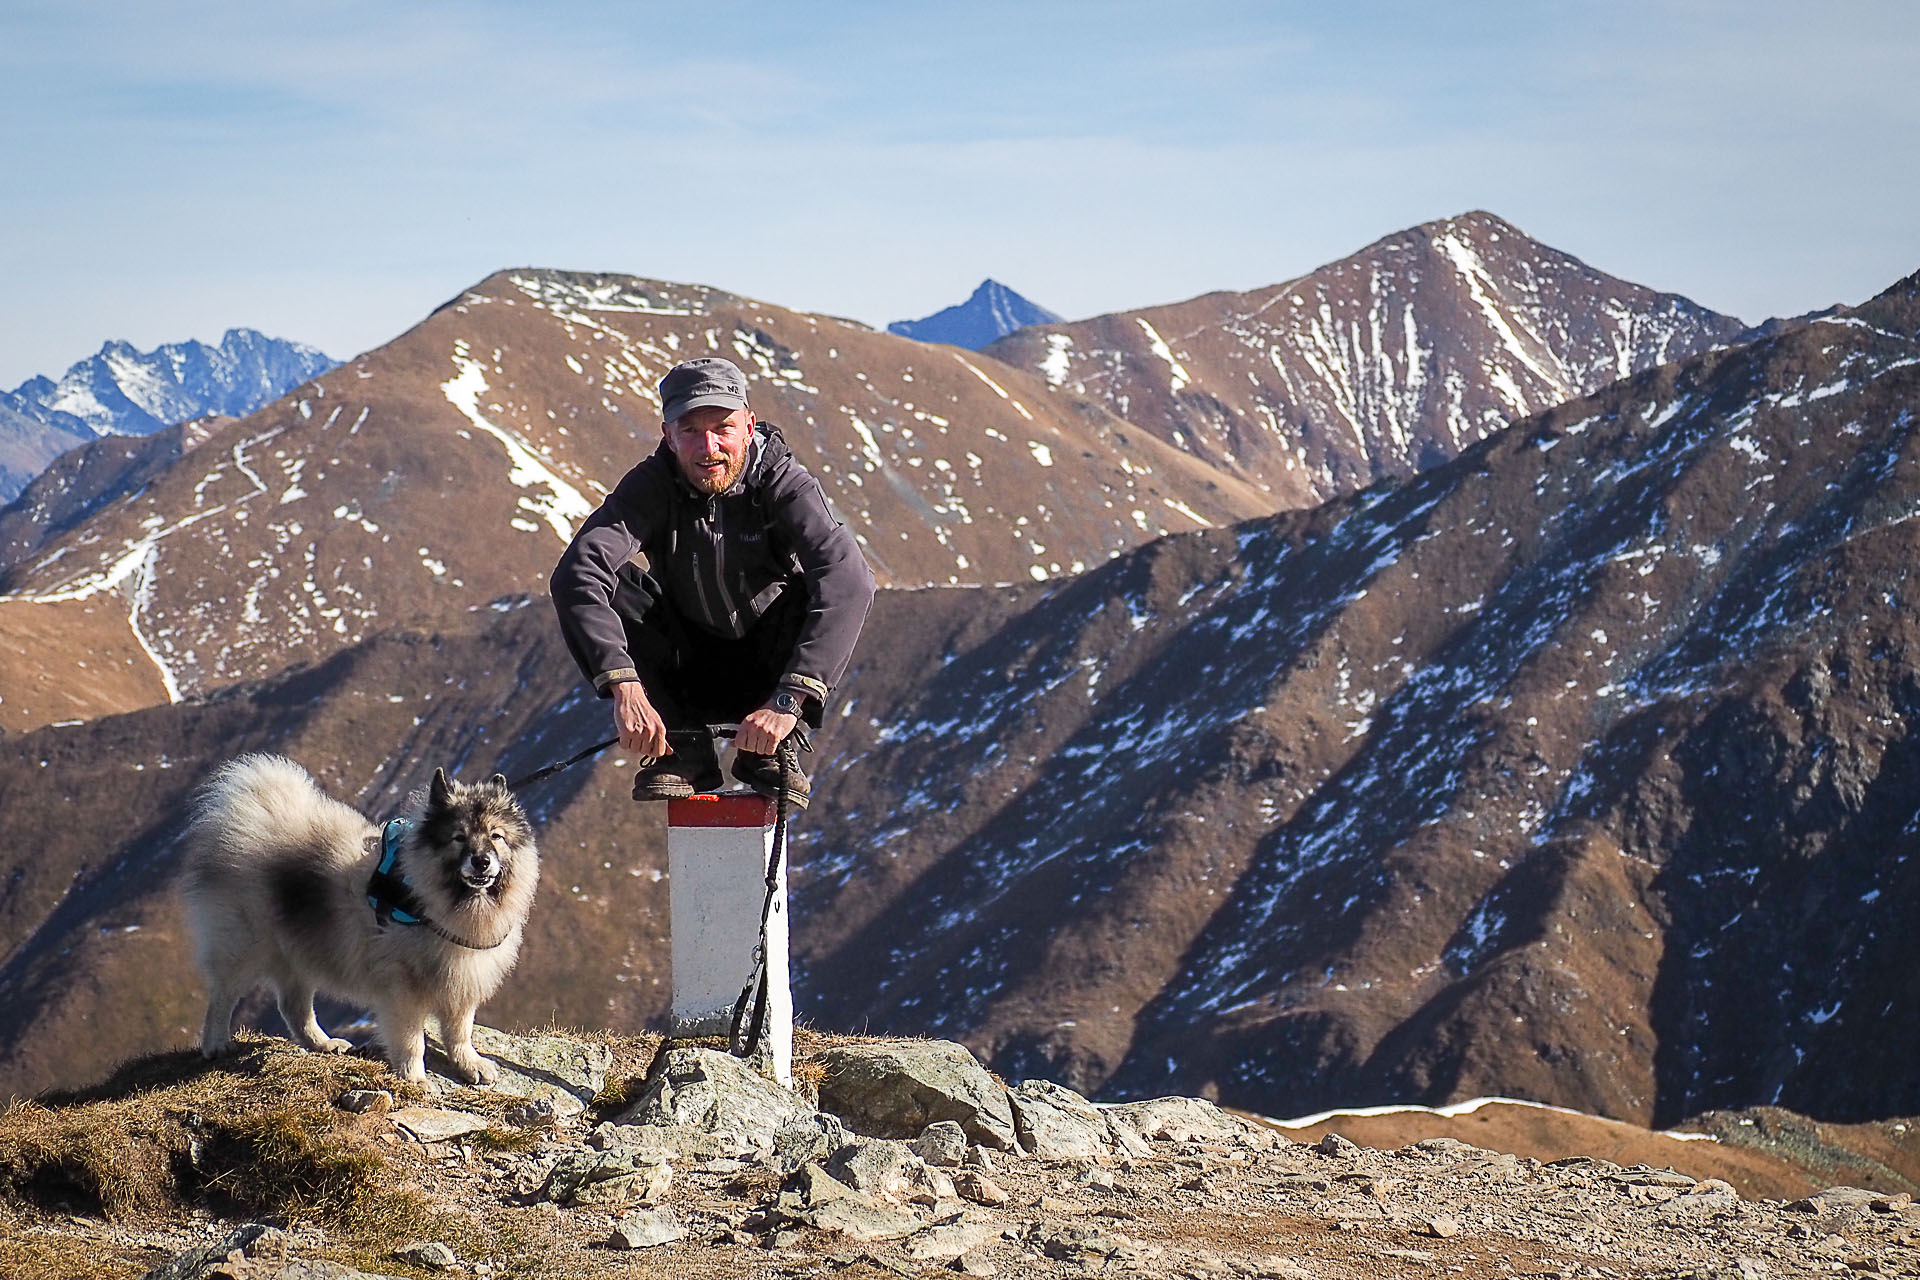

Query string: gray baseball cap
659 357 750 422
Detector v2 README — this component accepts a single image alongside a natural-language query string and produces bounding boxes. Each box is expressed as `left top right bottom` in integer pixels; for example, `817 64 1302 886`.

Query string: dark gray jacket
550 424 876 706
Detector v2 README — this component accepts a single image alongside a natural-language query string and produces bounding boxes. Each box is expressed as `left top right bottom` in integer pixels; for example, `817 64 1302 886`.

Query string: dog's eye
490 831 507 845
452 832 468 844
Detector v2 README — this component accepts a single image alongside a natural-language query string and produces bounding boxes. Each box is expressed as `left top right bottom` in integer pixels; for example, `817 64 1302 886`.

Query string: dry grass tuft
0 1035 422 1226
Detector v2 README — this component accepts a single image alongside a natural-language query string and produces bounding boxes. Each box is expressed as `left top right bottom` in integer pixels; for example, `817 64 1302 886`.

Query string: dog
180 754 539 1084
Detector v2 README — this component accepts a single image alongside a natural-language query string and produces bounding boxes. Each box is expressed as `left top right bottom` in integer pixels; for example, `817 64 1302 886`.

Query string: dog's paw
449 1054 499 1086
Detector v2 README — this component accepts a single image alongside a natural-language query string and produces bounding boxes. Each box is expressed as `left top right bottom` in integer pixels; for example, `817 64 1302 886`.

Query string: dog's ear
430 768 453 808
490 773 509 793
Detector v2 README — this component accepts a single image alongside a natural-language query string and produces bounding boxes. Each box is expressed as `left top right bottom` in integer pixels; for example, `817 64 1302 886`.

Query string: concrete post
665 792 792 1086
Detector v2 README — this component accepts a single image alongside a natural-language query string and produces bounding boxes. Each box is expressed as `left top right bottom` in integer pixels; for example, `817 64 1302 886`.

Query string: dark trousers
612 565 819 732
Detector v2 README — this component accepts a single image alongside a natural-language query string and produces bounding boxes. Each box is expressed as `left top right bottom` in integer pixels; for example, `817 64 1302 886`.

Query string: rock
953 1168 1009 1206
805 1193 926 1242
505 1097 563 1129
1253 1257 1315 1280
774 1111 851 1172
609 1208 684 1249
913 1119 970 1167
1422 1216 1462 1239
592 1121 747 1162
907 1221 999 1262
419 1026 612 1119
336 1089 393 1115
1872 1193 1914 1212
1036 1225 1158 1265
140 1224 273 1280
1101 1095 1278 1150
794 1162 861 1207
1078 1166 1116 1190
815 1041 1018 1150
616 1045 809 1155
966 1146 997 1172
1316 1132 1360 1157
540 1150 673 1208
953 1249 998 1276
827 1138 927 1202
393 1241 457 1270
1008 1079 1135 1160
388 1107 491 1143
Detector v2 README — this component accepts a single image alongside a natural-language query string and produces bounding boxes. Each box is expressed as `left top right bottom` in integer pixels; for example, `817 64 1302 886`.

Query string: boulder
540 1150 673 1208
825 1137 954 1204
778 1163 924 1241
814 1041 1017 1150
774 1112 851 1173
387 1107 490 1143
392 1242 457 1270
1101 1095 1280 1150
615 1045 809 1155
421 1026 612 1119
906 1221 1000 1262
1008 1079 1147 1160
912 1120 969 1167
609 1208 684 1249
590 1121 748 1162
827 1138 924 1201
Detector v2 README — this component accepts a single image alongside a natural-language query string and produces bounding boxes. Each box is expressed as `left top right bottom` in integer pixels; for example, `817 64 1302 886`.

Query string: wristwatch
767 689 805 718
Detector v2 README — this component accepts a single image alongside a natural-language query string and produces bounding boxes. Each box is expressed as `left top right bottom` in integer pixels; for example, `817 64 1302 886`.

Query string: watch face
775 692 801 715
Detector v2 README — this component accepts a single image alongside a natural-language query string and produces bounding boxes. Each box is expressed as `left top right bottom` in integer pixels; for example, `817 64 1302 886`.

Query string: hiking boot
631 733 723 802
730 738 811 810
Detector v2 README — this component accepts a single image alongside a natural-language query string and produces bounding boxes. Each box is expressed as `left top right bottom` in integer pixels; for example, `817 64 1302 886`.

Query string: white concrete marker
666 792 792 1086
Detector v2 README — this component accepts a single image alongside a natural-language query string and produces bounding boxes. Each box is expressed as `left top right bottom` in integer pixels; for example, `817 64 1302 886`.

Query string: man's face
663 405 755 495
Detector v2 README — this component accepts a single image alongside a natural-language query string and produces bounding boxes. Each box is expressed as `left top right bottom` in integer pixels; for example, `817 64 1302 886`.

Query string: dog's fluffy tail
182 753 371 882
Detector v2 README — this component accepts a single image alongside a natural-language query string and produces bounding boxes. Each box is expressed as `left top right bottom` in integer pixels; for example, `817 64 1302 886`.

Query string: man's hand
611 681 670 759
736 706 798 755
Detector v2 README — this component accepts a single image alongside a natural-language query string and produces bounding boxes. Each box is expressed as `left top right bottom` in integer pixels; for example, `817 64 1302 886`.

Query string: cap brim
663 391 748 422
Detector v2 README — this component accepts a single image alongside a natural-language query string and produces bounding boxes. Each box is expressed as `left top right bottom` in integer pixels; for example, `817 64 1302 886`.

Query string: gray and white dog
180 753 540 1084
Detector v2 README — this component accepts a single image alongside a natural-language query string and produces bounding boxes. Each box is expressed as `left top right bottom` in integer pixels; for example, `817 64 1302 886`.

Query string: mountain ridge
984 210 1748 507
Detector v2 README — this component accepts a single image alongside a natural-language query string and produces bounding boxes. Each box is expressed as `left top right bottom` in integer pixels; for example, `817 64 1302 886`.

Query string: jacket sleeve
766 469 877 704
550 478 651 695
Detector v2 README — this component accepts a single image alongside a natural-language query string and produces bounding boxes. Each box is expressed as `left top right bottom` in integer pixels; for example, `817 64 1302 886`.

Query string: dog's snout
464 848 501 882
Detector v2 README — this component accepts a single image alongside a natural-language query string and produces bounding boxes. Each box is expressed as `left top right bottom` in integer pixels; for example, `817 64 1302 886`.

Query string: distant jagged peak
887 279 1063 350
4 328 336 442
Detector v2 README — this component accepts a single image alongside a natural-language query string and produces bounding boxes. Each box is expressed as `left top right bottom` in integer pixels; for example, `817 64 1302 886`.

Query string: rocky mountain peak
888 279 1062 350
985 211 1748 507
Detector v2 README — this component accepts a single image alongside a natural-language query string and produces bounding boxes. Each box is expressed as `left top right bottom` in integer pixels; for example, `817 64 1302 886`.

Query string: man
551 357 875 808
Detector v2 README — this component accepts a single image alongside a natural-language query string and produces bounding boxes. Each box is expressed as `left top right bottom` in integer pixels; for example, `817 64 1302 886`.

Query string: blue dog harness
365 815 507 950
367 817 425 927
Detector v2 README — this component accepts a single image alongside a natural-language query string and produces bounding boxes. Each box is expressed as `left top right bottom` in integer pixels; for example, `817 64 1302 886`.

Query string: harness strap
366 817 508 951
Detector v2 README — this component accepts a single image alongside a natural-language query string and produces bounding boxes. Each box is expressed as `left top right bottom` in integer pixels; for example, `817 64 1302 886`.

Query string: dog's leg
275 982 352 1054
200 975 244 1057
438 1003 498 1085
377 1001 430 1083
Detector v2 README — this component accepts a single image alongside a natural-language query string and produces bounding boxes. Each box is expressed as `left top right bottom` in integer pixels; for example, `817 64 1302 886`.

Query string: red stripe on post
667 794 774 828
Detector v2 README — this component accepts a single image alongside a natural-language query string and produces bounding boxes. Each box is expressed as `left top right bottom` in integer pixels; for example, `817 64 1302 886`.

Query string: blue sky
3 0 1915 385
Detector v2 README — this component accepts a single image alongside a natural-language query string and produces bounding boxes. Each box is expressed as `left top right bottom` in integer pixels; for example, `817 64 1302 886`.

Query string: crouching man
551 357 876 808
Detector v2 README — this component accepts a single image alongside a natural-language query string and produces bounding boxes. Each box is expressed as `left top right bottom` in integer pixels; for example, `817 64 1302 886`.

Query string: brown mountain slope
983 211 1747 505
792 269 1920 1127
0 269 1266 733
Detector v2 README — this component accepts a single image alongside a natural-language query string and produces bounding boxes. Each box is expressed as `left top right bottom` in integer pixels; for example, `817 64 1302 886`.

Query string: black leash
506 727 736 790
729 737 799 1061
